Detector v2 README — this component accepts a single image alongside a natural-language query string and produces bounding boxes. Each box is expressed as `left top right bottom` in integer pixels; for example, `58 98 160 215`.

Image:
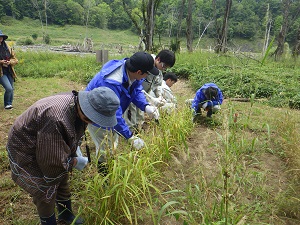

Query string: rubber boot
40 213 57 225
56 200 84 225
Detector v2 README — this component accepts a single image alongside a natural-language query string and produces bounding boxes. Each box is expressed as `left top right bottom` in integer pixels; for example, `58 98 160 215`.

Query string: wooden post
96 50 108 64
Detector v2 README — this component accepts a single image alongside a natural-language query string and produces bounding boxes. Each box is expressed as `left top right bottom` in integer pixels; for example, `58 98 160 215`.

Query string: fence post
96 50 108 64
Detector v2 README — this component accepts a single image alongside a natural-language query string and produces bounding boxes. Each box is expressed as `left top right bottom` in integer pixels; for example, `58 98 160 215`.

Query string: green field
0 18 299 225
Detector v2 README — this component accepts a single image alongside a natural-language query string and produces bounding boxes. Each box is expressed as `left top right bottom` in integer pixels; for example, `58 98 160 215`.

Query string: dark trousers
32 174 71 217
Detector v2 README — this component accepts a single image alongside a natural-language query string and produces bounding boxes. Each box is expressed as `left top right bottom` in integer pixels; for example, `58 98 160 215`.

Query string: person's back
191 83 223 118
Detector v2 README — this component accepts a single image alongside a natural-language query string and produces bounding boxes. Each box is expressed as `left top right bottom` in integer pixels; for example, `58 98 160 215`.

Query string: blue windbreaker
86 58 149 139
191 83 223 112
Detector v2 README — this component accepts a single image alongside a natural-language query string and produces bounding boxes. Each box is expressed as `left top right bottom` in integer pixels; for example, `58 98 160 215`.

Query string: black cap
126 52 159 75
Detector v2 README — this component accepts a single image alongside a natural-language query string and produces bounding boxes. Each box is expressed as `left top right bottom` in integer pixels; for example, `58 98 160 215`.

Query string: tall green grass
1 50 300 224
172 51 300 108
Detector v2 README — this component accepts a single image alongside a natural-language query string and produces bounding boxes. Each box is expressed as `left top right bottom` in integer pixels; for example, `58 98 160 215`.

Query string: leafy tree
89 3 112 29
272 0 300 59
230 1 260 39
215 0 232 53
122 0 162 51
107 0 132 30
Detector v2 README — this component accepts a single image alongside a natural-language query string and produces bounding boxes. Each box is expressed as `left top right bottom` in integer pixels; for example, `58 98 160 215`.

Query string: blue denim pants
0 73 14 107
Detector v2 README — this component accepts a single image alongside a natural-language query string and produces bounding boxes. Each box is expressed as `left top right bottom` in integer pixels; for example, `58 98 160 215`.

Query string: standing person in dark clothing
0 30 18 109
6 87 120 225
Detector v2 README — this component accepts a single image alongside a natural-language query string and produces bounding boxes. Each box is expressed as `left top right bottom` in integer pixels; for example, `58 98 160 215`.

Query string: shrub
289 94 300 109
17 38 34 45
31 33 38 40
44 34 51 44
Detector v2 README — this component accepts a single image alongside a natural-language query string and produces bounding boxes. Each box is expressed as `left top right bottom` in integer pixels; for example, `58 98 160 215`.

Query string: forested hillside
1 0 300 53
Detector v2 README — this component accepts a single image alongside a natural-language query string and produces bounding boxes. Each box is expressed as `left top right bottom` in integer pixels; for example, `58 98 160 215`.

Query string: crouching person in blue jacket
191 83 223 118
85 52 160 174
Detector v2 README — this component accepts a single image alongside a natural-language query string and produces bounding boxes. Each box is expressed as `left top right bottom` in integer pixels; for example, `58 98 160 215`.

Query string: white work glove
128 135 145 150
74 156 88 171
214 105 221 110
152 96 167 107
202 102 208 109
76 146 83 157
145 105 160 120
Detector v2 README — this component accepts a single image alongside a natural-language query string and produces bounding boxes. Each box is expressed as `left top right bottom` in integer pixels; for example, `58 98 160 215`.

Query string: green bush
289 94 300 109
17 38 34 45
31 33 38 40
44 34 51 44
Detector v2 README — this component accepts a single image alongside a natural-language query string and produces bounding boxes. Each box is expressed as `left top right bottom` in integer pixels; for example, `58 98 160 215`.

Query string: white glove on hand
202 102 208 109
74 156 88 171
145 105 160 120
76 146 83 157
129 136 145 150
152 96 167 107
214 105 221 110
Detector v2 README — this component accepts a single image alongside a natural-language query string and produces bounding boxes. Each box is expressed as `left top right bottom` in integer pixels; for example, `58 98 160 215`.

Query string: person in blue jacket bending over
85 52 160 173
191 83 223 118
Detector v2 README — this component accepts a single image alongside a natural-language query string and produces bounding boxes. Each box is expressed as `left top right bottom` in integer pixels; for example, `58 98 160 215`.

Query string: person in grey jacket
6 87 120 225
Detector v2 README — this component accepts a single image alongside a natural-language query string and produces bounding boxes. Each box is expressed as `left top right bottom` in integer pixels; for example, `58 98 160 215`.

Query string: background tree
272 0 300 59
215 0 232 53
186 0 193 52
173 0 186 52
31 0 45 38
122 0 162 51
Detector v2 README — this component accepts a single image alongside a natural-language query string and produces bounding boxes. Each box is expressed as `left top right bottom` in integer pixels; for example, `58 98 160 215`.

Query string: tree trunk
273 0 291 60
123 0 159 52
263 3 272 55
145 0 155 51
31 0 44 35
44 0 47 30
186 0 193 52
292 28 300 57
195 21 213 50
215 0 232 53
173 0 186 52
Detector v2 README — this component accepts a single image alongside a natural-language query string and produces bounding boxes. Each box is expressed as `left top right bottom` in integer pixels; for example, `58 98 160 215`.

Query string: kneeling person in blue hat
6 87 120 225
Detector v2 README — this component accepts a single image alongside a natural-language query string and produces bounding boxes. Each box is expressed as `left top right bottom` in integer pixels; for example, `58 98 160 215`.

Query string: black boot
40 213 57 225
56 200 84 225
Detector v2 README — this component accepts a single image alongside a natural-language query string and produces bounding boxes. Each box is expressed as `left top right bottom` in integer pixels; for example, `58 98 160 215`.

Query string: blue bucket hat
0 30 8 40
78 87 120 127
